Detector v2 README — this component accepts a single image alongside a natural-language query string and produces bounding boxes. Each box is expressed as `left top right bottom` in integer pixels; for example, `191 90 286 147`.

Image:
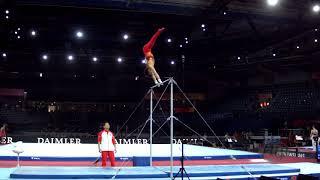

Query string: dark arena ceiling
0 0 320 101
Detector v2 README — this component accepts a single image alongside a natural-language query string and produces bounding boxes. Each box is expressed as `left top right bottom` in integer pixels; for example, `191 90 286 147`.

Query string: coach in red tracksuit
98 122 117 167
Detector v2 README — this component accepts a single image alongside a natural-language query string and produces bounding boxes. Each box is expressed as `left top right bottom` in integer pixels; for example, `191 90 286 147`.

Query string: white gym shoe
158 79 163 84
154 80 159 85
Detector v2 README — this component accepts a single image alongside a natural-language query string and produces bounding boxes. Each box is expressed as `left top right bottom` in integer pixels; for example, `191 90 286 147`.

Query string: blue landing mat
0 144 263 162
10 164 300 179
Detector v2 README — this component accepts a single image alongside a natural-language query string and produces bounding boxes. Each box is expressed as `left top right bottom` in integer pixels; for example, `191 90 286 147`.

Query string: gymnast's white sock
154 80 159 85
158 79 163 83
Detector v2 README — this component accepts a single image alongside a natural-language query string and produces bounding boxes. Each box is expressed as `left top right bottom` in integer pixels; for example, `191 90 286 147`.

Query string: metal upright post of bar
170 78 174 179
149 89 153 166
148 77 175 178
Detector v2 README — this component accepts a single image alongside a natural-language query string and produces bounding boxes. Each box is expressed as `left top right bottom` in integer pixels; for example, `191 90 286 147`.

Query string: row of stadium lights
2 27 318 64
1 51 176 66
2 10 186 65
1 28 177 65
2 7 210 65
9 26 190 49
2 0 320 63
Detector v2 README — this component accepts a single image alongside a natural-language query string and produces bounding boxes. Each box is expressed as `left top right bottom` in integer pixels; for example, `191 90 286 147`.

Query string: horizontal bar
150 78 171 89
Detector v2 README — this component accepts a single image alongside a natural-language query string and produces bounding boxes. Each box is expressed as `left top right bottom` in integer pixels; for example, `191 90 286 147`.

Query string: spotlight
223 12 227 15
5 15 9 19
273 53 276 57
31 30 36 36
315 39 318 43
117 57 122 63
76 31 83 38
202 28 206 32
68 55 74 61
17 28 21 31
14 31 17 34
179 44 183 48
237 56 241 60
296 45 300 49
185 41 189 44
5 10 9 14
2 53 7 57
142 59 146 64
201 24 206 28
313 4 320 12
267 0 279 6
123 34 129 40
167 38 172 43
92 57 98 62
42 54 48 60
170 60 175 65
185 37 188 40
17 36 21 39
39 73 43 78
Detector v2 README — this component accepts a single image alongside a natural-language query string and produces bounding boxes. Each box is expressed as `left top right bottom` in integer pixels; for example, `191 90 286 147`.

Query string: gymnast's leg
147 59 162 84
150 66 162 83
143 28 165 54
147 66 158 84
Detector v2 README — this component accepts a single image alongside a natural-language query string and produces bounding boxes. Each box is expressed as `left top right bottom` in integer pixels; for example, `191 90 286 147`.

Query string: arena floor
0 163 319 179
0 144 319 179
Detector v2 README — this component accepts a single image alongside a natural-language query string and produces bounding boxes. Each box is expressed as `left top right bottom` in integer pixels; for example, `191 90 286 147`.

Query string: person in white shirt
98 122 117 167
